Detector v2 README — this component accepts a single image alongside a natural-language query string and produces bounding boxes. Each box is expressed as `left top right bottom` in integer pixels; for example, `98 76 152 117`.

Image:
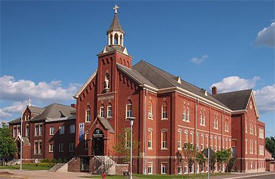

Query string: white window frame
49 144 54 152
147 162 153 174
85 109 91 122
59 126 65 135
107 105 112 118
100 106 104 118
177 166 183 174
161 129 168 150
161 104 168 120
177 129 182 150
186 107 190 122
148 101 153 120
161 163 167 174
183 107 186 121
184 130 188 144
35 124 39 136
39 124 42 136
148 129 153 150
50 127 55 135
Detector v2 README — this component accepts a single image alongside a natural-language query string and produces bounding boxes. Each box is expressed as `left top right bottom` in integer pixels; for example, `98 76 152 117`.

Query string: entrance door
80 157 90 172
92 129 104 156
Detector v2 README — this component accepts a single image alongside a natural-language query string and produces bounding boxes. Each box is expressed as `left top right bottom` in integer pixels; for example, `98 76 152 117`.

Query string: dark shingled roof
9 117 21 124
107 14 124 33
212 89 252 111
28 106 44 114
31 103 76 122
98 117 115 133
131 60 229 109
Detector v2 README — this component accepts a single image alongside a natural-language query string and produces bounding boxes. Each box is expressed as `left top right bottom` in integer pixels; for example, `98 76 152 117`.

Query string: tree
182 143 196 173
0 122 17 165
266 136 275 158
209 151 217 172
112 128 139 163
196 151 206 172
216 149 232 172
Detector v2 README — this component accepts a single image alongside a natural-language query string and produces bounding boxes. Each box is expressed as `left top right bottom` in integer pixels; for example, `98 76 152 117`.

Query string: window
35 124 39 136
148 101 153 119
187 107 190 122
147 163 153 174
34 141 38 154
107 105 112 118
161 130 168 149
126 100 133 118
214 114 219 129
70 124 75 134
39 124 42 136
250 123 254 135
225 120 229 132
69 143 74 152
86 109 91 122
259 145 264 155
161 103 168 119
184 165 188 174
161 163 167 174
100 105 104 118
148 129 153 149
183 107 186 121
245 139 248 154
39 141 42 154
13 126 16 137
25 124 29 137
199 112 203 126
259 128 264 139
201 134 204 150
59 143 64 152
214 136 217 151
184 130 188 144
245 119 247 133
50 127 55 135
177 129 182 150
178 166 182 174
49 144 54 152
59 126 65 135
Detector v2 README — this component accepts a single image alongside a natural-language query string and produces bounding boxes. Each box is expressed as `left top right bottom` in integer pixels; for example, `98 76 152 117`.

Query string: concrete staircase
92 156 116 175
6 159 21 166
49 163 67 172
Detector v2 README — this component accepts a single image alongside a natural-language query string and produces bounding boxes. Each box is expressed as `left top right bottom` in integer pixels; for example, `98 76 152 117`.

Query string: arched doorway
92 128 104 156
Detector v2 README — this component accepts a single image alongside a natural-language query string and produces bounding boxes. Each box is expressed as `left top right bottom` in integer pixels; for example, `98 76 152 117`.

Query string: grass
85 172 231 179
0 163 55 170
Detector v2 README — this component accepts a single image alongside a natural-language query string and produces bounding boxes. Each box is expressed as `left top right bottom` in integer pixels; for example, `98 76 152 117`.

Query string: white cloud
211 76 260 93
254 84 275 113
0 101 27 119
211 76 275 114
0 75 80 102
256 22 275 47
190 54 208 64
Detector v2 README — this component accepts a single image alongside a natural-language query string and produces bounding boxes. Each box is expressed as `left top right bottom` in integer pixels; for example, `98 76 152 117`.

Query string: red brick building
9 103 76 162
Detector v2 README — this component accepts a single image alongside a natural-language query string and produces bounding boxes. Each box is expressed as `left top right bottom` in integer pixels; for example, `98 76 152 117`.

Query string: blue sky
1 1 274 136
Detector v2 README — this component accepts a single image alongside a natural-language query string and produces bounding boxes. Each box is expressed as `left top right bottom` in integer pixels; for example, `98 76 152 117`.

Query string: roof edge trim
74 69 97 98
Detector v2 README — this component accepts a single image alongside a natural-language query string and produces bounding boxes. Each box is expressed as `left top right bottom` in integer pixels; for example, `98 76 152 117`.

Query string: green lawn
0 163 55 170
86 173 230 179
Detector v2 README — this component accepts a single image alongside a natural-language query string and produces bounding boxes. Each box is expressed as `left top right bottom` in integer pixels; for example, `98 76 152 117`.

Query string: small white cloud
254 84 275 113
211 76 260 93
0 75 80 102
0 101 27 119
256 22 275 47
190 54 208 64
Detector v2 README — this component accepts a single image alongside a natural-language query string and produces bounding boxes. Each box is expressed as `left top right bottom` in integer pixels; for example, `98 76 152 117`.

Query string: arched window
100 105 104 118
114 33 119 45
148 101 153 119
199 111 203 125
161 103 168 119
85 109 91 122
126 100 132 118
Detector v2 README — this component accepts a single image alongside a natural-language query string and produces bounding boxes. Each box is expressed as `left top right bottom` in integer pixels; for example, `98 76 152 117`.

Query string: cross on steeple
113 4 119 14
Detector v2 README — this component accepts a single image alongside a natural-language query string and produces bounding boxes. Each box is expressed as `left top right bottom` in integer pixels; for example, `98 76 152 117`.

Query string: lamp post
127 116 135 179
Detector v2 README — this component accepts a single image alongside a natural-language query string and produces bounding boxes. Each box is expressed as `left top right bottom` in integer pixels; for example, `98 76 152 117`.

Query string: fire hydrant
101 172 106 179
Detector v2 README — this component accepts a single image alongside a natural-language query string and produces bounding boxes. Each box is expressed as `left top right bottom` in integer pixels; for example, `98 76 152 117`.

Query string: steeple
101 4 128 55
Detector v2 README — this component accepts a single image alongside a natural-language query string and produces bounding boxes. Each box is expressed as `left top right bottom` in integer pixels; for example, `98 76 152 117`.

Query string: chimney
71 104 76 108
212 86 217 95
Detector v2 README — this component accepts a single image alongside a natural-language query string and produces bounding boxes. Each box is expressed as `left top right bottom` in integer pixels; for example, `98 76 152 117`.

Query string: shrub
41 159 51 163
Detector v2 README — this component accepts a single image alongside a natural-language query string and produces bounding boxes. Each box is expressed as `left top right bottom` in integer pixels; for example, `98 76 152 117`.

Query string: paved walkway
0 169 92 179
212 171 275 179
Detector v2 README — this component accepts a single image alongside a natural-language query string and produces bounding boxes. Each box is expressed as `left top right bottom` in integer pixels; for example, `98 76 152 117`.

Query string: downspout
143 89 147 174
195 98 199 172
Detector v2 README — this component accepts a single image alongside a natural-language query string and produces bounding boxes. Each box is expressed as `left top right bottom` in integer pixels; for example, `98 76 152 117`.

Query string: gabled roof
132 60 229 109
9 117 21 124
74 69 97 98
31 103 76 122
107 14 124 34
212 89 252 111
28 106 44 114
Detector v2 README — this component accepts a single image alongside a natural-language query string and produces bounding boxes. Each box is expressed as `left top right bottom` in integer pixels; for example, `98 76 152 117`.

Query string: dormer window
100 105 105 118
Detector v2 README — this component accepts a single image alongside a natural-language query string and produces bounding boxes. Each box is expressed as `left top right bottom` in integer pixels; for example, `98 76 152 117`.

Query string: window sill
161 148 168 151
161 118 168 120
148 148 153 150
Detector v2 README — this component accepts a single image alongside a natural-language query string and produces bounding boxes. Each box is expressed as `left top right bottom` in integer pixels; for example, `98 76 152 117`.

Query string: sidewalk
212 171 275 179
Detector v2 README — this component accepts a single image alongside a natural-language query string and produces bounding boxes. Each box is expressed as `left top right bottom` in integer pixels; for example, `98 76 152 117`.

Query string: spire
107 5 124 34
27 97 31 106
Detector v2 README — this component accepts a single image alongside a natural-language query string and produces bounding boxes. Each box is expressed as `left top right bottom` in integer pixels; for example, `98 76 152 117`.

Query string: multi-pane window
210 135 213 149
148 129 153 149
126 100 133 118
186 107 190 121
39 142 42 154
107 105 112 118
259 145 264 155
39 124 42 136
59 143 64 152
178 166 183 174
183 107 186 121
177 129 182 150
50 127 55 135
214 114 219 129
161 130 168 149
184 130 188 144
100 105 105 118
161 103 168 119
59 126 65 135
250 123 254 135
34 141 38 154
34 140 42 155
70 124 75 134
49 144 54 152
86 109 91 122
161 163 167 174
69 143 74 152
225 120 229 132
